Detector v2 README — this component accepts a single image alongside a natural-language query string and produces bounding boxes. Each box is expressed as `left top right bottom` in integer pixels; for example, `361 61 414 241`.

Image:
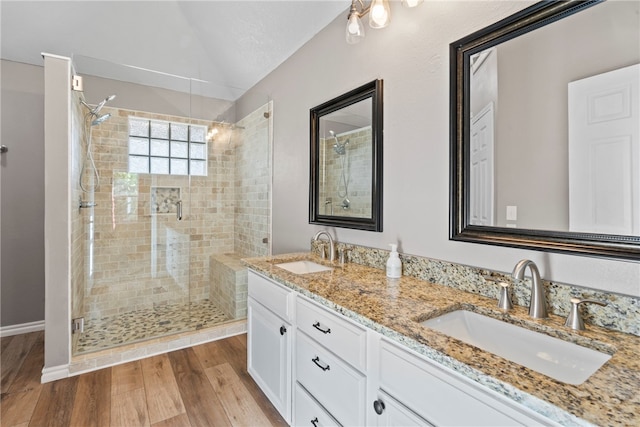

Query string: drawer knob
313 322 331 334
312 356 331 371
373 399 386 415
280 325 287 335
311 417 319 427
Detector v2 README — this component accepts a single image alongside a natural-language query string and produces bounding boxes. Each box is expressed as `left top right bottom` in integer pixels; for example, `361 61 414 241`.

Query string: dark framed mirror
450 0 640 260
310 79 383 231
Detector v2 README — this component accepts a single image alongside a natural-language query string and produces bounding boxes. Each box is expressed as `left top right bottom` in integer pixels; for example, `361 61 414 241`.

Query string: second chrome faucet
512 259 548 319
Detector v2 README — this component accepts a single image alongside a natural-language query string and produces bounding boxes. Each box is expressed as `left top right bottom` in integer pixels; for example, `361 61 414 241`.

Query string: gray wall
237 1 640 297
1 60 45 327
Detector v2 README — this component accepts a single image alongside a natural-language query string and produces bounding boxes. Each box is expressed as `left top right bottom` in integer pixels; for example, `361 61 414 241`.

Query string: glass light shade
402 0 424 7
346 12 365 44
369 0 391 29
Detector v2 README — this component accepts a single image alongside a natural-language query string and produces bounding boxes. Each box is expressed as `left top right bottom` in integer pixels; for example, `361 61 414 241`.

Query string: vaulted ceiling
1 1 349 99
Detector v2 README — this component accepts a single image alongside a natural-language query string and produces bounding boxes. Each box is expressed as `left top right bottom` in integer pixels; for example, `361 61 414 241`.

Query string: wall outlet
506 205 518 221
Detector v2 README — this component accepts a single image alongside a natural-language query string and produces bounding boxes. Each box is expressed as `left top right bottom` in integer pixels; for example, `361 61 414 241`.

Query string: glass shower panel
70 55 272 356
71 55 195 355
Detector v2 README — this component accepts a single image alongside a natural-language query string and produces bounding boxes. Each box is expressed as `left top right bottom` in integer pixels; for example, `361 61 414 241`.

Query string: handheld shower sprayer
79 94 116 193
328 130 350 209
92 113 111 126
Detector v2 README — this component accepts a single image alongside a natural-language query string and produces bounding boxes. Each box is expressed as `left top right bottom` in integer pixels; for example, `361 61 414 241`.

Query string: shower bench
210 253 248 320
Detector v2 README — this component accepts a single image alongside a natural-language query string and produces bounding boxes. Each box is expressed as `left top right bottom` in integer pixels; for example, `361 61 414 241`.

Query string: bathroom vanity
244 253 639 426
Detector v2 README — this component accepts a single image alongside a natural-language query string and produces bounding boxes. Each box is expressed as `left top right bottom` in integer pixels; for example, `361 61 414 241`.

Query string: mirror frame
310 79 383 232
450 0 640 261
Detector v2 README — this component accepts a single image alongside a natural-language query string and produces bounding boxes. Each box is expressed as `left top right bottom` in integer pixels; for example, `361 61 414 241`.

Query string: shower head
332 131 349 155
91 113 111 126
92 94 116 115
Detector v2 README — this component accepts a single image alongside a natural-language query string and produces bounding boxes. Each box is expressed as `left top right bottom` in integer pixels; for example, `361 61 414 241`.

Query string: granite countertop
243 253 640 427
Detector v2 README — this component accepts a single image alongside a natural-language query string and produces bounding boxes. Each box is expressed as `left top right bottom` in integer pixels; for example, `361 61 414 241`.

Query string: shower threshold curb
68 318 247 376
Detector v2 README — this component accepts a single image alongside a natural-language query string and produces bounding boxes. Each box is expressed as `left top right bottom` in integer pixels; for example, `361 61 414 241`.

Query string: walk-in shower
69 55 272 356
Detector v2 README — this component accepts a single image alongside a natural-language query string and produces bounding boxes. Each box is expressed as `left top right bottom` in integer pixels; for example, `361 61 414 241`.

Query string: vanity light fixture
346 0 423 44
207 127 219 142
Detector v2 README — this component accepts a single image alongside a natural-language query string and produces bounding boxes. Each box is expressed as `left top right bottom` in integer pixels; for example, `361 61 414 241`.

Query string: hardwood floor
1 332 287 427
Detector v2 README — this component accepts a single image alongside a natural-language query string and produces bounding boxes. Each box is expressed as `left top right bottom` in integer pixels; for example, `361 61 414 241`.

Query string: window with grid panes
128 117 207 176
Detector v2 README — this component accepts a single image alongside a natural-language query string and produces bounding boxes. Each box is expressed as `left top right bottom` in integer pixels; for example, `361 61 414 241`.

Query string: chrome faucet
511 259 548 318
313 230 335 262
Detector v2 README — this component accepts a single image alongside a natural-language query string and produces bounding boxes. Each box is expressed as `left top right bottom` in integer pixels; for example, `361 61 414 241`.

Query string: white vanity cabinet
247 271 294 423
246 269 558 427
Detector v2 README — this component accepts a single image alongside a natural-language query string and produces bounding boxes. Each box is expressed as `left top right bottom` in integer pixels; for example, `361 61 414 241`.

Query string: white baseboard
0 320 45 337
41 365 69 383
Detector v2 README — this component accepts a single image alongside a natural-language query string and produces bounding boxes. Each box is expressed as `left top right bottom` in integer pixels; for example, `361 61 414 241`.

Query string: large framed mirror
450 0 640 260
310 79 383 231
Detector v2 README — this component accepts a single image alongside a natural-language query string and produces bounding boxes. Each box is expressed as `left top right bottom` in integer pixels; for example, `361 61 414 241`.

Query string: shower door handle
176 200 182 221
0 145 7 154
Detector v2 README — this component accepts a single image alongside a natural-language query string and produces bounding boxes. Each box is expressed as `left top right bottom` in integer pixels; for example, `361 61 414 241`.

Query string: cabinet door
372 390 432 427
247 298 291 423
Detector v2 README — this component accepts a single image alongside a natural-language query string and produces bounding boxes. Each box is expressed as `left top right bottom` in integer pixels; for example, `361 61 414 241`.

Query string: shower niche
309 79 383 232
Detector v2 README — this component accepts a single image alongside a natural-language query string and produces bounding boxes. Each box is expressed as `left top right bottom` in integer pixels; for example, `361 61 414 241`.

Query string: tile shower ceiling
0 0 349 100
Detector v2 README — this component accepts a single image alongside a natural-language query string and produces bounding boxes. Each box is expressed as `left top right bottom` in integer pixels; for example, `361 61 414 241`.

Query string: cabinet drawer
248 270 292 321
293 383 340 427
379 340 531 426
296 331 365 427
296 296 366 371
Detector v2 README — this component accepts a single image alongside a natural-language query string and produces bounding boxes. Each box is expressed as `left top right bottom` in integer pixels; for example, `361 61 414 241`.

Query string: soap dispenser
386 244 402 278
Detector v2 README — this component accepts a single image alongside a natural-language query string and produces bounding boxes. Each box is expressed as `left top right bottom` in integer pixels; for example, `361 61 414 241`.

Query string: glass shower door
73 109 194 354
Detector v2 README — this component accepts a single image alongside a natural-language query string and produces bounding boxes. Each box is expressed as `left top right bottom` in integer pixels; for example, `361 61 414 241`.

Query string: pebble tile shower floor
75 299 229 354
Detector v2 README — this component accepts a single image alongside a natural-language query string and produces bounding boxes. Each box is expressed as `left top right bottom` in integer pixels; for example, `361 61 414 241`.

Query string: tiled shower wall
73 103 271 323
319 127 372 218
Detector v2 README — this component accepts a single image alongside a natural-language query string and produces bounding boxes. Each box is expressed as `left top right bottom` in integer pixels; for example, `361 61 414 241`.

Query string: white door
569 64 640 235
470 103 495 226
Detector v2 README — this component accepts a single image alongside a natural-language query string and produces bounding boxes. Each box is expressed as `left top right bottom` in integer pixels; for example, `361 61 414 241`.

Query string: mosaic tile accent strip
75 299 229 354
311 241 640 336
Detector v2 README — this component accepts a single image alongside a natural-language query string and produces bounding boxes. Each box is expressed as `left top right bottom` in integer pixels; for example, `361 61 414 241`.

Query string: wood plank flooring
0 332 287 427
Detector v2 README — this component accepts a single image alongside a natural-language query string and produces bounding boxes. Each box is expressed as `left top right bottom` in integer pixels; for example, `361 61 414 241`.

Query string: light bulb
346 12 365 44
369 0 391 29
402 0 424 7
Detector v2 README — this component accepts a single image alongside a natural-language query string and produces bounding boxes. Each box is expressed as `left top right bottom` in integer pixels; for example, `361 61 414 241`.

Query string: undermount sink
275 260 333 275
421 310 612 385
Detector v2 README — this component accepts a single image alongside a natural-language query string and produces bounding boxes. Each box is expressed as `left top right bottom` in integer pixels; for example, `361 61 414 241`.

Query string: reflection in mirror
319 99 372 218
451 0 640 259
310 80 383 231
